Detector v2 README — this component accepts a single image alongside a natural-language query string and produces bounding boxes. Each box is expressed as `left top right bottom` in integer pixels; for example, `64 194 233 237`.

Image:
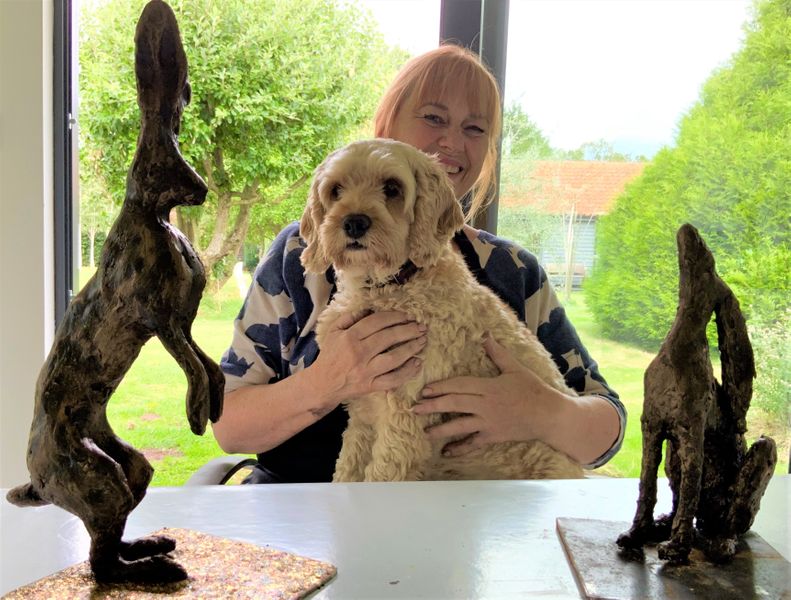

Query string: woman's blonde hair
374 44 502 222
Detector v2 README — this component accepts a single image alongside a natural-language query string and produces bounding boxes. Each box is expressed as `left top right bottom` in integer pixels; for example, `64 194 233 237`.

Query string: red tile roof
500 160 647 216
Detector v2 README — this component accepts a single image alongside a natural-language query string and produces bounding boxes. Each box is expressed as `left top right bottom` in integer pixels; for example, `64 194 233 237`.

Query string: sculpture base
556 518 790 599
2 528 336 599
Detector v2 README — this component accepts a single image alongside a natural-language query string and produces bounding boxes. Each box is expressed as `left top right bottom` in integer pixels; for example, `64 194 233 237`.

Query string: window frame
54 0 79 325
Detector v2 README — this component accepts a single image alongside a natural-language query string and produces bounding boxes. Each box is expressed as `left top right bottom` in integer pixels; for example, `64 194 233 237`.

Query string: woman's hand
214 310 427 455
412 334 567 456
412 334 621 465
310 310 427 409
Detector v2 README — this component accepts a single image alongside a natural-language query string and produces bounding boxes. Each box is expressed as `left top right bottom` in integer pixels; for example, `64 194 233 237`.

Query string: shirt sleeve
220 222 332 394
465 228 627 469
530 280 626 468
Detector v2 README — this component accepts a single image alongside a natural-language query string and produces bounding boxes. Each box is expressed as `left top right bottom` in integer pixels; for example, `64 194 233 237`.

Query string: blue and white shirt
221 222 626 481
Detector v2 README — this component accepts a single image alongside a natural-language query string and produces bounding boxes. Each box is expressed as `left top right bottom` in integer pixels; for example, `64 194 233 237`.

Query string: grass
561 294 655 477
78 268 788 485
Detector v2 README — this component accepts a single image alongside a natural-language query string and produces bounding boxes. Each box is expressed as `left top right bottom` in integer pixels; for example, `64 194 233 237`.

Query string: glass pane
501 0 788 476
362 0 440 55
75 0 441 485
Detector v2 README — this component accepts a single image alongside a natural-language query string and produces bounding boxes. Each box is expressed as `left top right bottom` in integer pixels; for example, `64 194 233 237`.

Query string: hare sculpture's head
126 0 207 216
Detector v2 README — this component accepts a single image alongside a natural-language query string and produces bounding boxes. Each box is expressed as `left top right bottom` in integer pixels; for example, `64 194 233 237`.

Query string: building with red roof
499 160 647 291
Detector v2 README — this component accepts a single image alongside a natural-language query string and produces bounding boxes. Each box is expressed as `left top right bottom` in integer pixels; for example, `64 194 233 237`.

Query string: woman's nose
438 127 464 152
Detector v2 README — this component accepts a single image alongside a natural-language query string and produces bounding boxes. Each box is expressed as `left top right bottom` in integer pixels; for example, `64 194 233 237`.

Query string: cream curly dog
300 139 582 481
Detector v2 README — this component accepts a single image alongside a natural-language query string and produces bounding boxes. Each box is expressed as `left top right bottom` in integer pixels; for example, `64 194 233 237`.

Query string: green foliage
242 242 262 273
79 0 407 280
748 308 791 424
560 138 646 162
502 102 553 158
497 205 559 255
586 0 791 353
80 230 106 266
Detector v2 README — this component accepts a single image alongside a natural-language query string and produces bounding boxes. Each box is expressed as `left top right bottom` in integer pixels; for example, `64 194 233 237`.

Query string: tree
496 204 559 259
79 0 407 285
586 0 789 367
79 147 119 268
561 138 645 162
501 102 553 159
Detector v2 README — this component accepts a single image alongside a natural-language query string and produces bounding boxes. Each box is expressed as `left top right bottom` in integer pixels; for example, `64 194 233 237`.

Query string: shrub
749 307 791 424
586 0 790 351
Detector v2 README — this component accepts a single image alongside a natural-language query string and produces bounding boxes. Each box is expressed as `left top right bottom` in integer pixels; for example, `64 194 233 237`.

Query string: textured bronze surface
559 518 790 600
616 224 777 565
5 0 224 584
2 528 336 599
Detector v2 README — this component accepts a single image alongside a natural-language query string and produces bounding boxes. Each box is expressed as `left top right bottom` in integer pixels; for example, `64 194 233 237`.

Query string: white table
1 477 788 598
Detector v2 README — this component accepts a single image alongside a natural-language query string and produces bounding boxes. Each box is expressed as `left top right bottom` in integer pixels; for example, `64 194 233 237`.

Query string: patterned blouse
221 222 626 482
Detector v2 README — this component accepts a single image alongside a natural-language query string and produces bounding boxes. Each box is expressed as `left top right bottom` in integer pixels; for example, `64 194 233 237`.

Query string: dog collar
370 260 421 288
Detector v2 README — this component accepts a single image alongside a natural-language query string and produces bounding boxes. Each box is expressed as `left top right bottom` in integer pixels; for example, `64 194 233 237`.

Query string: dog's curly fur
300 139 583 481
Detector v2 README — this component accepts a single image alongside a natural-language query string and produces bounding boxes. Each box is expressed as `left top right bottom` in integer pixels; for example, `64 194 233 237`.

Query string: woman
214 45 625 483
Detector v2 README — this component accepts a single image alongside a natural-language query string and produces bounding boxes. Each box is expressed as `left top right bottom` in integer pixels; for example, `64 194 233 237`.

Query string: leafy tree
561 138 645 162
587 0 789 340
585 0 790 417
498 107 576 266
79 0 406 285
497 204 559 257
78 147 118 267
501 102 553 159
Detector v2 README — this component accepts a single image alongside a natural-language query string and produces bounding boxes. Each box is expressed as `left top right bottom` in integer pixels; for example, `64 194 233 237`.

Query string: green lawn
77 269 788 485
561 294 655 478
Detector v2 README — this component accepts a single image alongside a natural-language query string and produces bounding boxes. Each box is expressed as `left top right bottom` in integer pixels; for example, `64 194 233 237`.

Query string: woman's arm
412 335 621 466
423 227 625 467
213 310 428 454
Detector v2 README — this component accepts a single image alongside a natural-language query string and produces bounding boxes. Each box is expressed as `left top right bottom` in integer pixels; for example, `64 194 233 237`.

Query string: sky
361 0 752 158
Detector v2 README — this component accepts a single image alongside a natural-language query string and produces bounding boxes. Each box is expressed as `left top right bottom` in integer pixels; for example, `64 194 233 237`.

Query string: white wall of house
539 217 598 290
0 0 55 488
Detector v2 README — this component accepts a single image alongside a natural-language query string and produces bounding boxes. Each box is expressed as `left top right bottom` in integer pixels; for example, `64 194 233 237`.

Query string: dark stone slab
557 518 791 600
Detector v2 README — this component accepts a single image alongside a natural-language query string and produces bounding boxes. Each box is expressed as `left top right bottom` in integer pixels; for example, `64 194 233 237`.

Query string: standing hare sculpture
6 0 224 584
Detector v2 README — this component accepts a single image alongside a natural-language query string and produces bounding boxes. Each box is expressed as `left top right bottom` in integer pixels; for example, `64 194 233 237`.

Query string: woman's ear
408 154 464 268
299 176 330 273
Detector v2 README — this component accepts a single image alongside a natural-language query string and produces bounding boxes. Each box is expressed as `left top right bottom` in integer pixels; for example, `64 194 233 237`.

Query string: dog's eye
383 178 402 199
330 184 342 200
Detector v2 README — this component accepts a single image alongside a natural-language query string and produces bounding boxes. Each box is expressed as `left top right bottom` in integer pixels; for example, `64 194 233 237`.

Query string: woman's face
389 83 490 200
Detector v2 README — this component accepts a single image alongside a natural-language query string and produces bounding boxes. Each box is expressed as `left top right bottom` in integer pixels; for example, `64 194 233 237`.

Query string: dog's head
300 139 464 281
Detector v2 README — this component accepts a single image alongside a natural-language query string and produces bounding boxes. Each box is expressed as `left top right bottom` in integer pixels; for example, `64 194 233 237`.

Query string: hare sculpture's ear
135 0 188 124
132 0 207 210
299 164 331 273
407 152 465 268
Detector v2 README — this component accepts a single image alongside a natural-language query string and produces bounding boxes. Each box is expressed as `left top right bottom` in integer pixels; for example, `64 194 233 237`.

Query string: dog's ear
299 170 331 273
408 154 465 268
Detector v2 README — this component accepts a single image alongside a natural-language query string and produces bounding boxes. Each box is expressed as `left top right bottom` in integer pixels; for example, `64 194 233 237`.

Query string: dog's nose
343 214 371 239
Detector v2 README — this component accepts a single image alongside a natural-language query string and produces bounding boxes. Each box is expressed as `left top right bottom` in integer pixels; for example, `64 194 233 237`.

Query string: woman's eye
466 125 486 136
382 178 402 199
422 113 445 126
